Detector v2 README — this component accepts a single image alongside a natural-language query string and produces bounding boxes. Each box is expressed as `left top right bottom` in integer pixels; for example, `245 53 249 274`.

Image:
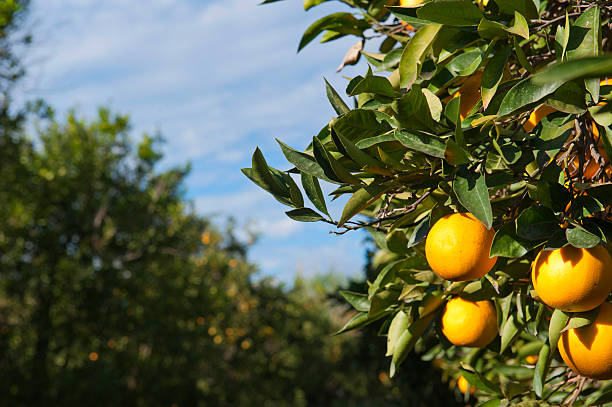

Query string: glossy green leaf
390 312 436 377
459 365 503 396
331 126 386 169
533 56 612 84
394 129 445 158
301 172 329 215
563 308 599 332
333 109 393 142
285 207 325 222
324 77 350 116
416 0 482 26
566 6 600 61
566 226 601 248
453 167 493 229
482 43 510 109
298 13 366 52
399 24 441 88
516 206 559 240
493 0 538 20
500 315 522 354
340 291 370 312
348 67 399 98
490 222 535 258
304 0 327 10
338 182 392 227
549 309 569 353
497 75 563 117
533 343 551 398
312 137 362 185
277 140 338 184
386 310 410 356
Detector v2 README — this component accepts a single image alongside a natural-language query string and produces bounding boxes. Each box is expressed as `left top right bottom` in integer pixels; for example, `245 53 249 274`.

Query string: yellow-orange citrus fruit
532 245 612 312
457 376 476 395
525 355 539 365
558 302 612 380
441 297 498 347
454 71 482 120
425 213 497 281
399 0 424 6
523 105 557 132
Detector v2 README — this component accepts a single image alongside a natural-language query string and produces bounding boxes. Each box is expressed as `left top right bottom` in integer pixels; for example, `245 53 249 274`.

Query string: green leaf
566 226 601 248
407 215 430 248
340 291 370 312
324 78 350 116
477 400 502 407
300 172 329 215
497 75 563 117
312 137 363 185
298 13 366 52
390 312 436 377
453 167 493 229
285 207 325 222
303 0 327 11
338 182 392 227
331 126 386 169
386 310 410 356
563 308 599 332
334 310 389 335
549 309 569 353
533 344 551 398
277 140 338 184
516 206 559 240
399 24 442 89
416 0 483 26
492 0 538 20
459 365 503 396
500 314 522 354
490 222 535 258
348 66 399 98
333 109 393 142
513 36 535 74
285 171 304 207
369 288 401 318
252 148 287 197
566 6 600 61
533 56 612 85
481 43 510 109
478 12 528 40
394 129 446 158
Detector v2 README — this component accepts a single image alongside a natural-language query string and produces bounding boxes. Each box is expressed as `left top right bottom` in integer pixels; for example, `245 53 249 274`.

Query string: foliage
247 0 612 405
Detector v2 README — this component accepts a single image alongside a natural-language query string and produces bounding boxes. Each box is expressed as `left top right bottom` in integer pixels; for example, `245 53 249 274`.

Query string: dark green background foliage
0 1 463 406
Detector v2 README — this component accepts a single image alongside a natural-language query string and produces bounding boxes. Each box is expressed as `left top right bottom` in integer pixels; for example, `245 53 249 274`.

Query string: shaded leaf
453 167 493 229
285 207 325 222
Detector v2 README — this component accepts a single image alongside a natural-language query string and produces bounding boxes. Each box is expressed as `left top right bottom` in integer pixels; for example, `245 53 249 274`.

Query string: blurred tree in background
0 1 461 406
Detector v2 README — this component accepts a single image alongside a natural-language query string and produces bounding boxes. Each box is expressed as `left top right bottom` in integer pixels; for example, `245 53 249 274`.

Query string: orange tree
245 0 612 405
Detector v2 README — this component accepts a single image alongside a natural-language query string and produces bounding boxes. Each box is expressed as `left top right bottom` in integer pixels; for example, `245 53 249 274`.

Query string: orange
399 0 424 5
454 71 482 120
441 297 498 347
558 302 612 380
523 105 557 132
532 245 612 312
425 213 497 281
457 376 476 395
525 355 538 365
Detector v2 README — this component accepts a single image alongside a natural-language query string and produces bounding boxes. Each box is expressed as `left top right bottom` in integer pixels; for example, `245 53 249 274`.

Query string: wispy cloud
25 0 369 280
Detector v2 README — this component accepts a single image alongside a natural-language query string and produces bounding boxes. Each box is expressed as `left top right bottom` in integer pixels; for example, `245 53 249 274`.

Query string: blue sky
23 0 374 282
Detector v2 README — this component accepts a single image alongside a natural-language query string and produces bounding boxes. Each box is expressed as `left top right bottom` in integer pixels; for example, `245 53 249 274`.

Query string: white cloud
24 0 370 280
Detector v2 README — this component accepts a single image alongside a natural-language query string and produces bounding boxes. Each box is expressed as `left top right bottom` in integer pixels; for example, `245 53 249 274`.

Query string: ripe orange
425 213 497 281
532 245 612 312
441 297 498 347
522 105 557 132
525 355 538 365
399 0 424 5
558 302 612 380
457 376 476 395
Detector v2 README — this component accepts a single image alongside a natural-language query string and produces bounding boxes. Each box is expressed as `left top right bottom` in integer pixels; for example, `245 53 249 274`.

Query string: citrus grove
245 0 612 405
